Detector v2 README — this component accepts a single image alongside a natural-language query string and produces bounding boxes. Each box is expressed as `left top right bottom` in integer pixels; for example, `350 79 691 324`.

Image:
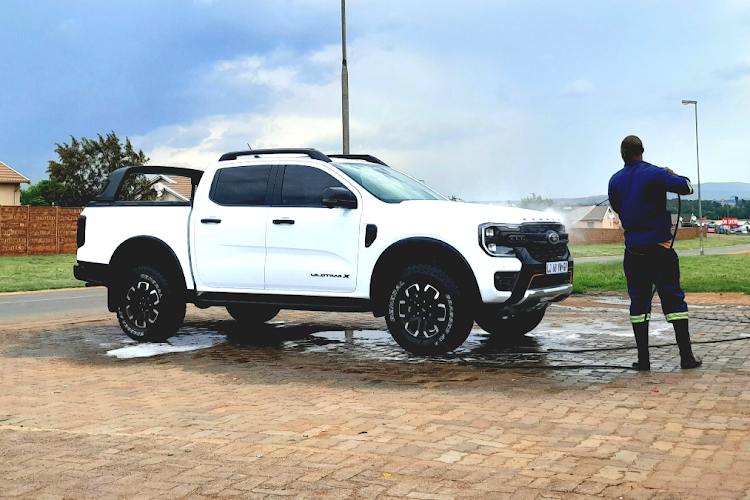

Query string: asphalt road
2 242 749 322
576 242 750 264
0 287 107 325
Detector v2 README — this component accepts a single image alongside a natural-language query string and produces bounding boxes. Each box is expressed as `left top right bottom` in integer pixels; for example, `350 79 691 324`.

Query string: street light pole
341 0 350 154
682 99 703 255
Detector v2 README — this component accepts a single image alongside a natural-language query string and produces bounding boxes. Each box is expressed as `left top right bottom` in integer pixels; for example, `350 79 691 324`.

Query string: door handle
201 218 222 224
273 218 295 225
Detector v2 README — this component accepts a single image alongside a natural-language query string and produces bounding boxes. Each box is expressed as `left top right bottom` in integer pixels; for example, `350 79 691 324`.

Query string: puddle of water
531 319 671 339
586 296 631 306
105 332 226 359
98 317 677 362
582 295 712 310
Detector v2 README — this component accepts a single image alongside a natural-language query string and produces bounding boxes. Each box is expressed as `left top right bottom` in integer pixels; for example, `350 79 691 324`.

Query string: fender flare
107 236 188 312
369 237 480 317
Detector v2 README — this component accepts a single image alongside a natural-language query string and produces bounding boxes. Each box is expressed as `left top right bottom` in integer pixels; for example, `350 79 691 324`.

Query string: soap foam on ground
105 332 225 359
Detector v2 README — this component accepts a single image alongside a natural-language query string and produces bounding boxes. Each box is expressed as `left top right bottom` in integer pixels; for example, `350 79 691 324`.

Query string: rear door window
280 165 345 207
211 165 273 206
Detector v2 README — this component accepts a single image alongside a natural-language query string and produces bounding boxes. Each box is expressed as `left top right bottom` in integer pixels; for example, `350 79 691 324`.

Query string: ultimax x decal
311 273 351 279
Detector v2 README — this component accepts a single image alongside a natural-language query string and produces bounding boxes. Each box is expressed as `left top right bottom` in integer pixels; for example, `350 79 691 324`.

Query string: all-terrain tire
475 305 547 337
226 304 280 324
116 266 186 342
385 264 474 355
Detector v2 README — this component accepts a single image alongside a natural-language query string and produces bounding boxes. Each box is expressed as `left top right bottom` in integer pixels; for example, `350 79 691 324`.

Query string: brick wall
569 227 707 245
0 206 83 256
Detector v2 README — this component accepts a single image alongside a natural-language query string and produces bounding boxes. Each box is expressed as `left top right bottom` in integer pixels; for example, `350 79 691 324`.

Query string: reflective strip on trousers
665 312 689 322
630 313 651 323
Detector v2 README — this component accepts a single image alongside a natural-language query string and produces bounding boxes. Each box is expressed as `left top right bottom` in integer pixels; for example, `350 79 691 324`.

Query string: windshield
333 162 446 203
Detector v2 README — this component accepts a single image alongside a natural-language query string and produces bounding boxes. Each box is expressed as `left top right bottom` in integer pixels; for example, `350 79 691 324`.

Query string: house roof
561 205 618 226
580 205 611 221
151 174 194 201
562 206 594 226
0 161 30 184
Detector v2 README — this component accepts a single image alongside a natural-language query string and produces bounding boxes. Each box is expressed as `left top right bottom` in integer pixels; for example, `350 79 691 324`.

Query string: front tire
117 266 185 342
226 304 280 324
475 305 547 337
385 264 474 355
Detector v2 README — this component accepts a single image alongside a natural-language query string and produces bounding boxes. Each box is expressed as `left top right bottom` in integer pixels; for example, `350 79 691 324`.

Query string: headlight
479 223 518 257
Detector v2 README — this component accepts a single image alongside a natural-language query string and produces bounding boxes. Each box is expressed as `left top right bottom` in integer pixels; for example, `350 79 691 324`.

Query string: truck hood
394 200 563 227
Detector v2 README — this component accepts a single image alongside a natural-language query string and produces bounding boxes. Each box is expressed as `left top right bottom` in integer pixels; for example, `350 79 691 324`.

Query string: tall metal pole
682 99 703 255
694 102 703 256
341 0 350 154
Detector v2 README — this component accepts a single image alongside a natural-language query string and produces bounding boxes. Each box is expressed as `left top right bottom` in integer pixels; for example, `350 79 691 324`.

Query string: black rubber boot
673 319 702 369
632 321 650 371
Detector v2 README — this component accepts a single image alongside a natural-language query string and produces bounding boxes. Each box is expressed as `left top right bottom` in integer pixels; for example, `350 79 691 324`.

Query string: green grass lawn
0 254 84 293
2 251 749 296
573 254 750 295
570 234 750 258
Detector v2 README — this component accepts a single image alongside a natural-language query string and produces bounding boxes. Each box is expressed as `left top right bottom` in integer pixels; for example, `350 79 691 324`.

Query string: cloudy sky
2 0 750 201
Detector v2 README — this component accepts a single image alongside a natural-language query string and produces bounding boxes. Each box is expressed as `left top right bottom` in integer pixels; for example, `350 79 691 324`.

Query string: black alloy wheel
126 280 161 329
386 264 473 355
117 266 185 342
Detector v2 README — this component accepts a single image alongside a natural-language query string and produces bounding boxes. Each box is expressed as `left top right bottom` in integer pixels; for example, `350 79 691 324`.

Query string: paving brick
2 302 750 500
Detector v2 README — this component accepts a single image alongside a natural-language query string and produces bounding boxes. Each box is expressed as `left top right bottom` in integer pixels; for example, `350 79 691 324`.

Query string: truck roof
218 148 388 166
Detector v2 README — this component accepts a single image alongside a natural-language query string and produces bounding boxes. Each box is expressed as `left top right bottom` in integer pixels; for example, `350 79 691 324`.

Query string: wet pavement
4 295 750 389
3 295 750 499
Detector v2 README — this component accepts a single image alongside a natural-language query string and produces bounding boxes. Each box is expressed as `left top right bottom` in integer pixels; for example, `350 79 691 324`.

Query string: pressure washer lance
437 195 750 370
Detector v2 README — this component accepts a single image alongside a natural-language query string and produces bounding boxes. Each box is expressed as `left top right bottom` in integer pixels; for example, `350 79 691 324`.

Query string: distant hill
667 182 750 201
474 182 750 206
552 195 610 206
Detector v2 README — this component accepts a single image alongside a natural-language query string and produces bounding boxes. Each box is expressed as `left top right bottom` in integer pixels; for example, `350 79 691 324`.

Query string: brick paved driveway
2 296 750 500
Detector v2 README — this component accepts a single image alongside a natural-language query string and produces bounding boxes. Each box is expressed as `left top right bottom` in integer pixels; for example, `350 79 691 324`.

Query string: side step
192 292 372 313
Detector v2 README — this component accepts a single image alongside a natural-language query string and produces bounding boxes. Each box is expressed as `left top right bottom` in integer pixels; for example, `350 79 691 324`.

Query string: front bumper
477 246 574 307
514 283 573 306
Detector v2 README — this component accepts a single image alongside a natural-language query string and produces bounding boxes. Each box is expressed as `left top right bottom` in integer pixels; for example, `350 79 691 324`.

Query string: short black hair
621 135 644 160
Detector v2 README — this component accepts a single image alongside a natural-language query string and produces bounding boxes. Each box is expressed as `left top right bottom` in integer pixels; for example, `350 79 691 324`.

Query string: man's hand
663 166 677 176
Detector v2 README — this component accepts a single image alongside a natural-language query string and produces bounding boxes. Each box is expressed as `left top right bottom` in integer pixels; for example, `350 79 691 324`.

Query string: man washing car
608 135 702 370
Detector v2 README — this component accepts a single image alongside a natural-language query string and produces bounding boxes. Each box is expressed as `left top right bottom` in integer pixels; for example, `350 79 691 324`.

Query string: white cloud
212 56 299 90
133 38 530 200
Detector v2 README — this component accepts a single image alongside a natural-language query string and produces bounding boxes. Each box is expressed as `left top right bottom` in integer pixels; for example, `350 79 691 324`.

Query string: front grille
521 223 569 262
528 271 573 289
526 244 569 262
522 223 564 234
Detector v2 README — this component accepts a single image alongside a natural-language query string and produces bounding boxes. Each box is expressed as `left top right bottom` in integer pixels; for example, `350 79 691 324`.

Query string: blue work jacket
608 161 694 247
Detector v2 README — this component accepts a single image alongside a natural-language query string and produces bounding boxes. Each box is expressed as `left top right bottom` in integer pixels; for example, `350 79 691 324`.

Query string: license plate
546 261 568 275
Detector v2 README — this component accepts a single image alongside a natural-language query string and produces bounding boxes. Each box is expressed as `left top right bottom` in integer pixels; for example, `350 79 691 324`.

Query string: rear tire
475 305 547 337
385 264 474 355
226 304 280 324
116 266 186 342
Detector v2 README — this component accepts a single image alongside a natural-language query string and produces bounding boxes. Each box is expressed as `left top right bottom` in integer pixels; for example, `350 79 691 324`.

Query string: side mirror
322 187 357 209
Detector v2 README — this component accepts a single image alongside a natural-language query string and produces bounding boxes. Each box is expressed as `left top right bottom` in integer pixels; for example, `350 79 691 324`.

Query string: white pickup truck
74 149 573 354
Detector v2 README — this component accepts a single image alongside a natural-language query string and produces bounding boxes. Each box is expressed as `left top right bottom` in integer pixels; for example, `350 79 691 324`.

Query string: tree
666 198 750 220
47 132 149 206
519 193 556 211
20 179 65 206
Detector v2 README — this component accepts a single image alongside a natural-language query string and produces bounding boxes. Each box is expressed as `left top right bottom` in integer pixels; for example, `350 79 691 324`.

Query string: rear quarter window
210 165 273 206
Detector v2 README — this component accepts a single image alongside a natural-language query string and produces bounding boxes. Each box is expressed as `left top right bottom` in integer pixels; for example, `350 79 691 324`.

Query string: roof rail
218 148 332 162
327 154 389 166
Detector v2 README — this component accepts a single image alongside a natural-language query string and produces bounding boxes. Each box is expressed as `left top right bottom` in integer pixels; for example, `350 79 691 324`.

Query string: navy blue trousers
623 245 688 324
